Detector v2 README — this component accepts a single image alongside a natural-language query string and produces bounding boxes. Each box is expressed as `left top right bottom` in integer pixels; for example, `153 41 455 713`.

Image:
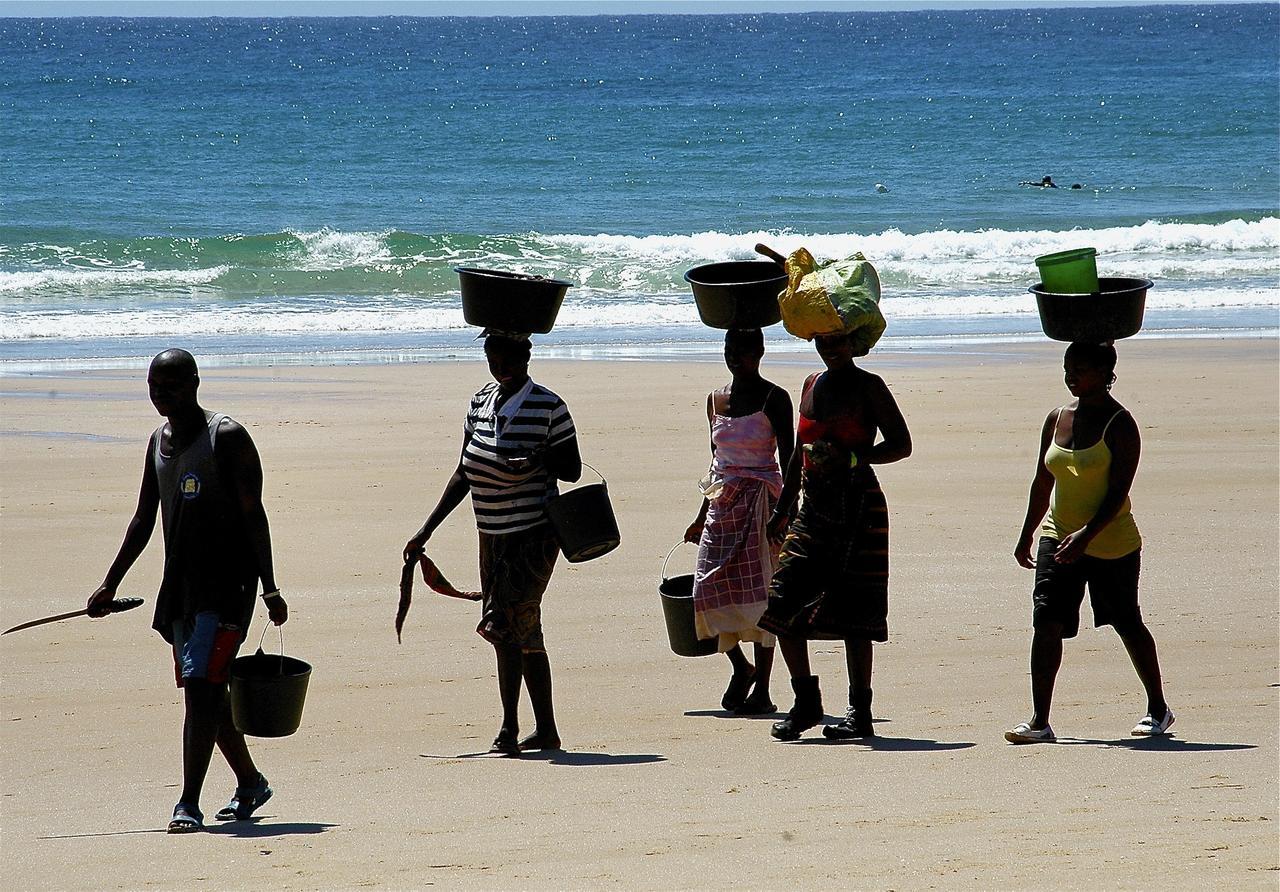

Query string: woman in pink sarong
684 328 795 714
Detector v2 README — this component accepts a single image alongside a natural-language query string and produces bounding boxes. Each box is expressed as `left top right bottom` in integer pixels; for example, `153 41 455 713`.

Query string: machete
3 597 144 635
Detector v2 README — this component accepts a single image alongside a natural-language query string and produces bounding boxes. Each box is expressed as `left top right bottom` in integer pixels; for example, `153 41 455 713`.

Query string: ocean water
1 6 1277 368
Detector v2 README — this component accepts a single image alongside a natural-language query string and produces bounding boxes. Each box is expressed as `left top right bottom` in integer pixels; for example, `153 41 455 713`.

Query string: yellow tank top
1041 408 1142 559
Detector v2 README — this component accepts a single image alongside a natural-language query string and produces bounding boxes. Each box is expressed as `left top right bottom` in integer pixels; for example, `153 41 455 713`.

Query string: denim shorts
172 610 243 687
1032 537 1142 638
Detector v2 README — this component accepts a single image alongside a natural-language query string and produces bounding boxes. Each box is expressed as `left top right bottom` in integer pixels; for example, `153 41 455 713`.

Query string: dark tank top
150 412 258 641
796 372 875 468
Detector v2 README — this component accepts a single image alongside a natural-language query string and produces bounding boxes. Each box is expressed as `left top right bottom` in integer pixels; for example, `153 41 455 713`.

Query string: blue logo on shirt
179 472 202 500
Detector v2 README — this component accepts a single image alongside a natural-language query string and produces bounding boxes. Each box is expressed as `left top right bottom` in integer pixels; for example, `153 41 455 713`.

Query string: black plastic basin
684 260 786 330
1030 276 1151 342
456 267 573 334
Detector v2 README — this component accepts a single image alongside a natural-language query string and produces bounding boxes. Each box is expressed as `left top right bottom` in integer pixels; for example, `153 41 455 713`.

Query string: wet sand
1 337 1276 889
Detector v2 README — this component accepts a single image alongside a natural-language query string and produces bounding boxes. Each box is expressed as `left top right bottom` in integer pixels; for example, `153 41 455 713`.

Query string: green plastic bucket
1034 248 1099 294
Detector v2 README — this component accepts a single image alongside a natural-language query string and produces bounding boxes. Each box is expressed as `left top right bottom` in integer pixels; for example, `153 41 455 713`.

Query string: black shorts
1032 537 1142 638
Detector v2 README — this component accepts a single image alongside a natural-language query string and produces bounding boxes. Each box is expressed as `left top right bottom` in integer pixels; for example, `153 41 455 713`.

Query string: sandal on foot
518 732 562 752
215 774 273 822
721 666 756 712
1004 721 1055 744
1131 708 1175 736
489 730 520 756
167 803 204 834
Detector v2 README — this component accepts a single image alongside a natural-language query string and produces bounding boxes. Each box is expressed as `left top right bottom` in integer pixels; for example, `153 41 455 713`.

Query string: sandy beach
1 337 1276 890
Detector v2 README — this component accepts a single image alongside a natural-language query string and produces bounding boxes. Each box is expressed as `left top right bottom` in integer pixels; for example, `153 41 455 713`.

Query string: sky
0 0 1248 17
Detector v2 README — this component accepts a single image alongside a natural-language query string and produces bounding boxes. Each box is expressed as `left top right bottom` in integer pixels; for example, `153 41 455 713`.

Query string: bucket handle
660 540 695 581
553 460 606 495
255 622 286 676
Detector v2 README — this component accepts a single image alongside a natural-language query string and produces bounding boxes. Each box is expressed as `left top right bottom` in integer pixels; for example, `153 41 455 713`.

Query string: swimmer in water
1020 175 1059 188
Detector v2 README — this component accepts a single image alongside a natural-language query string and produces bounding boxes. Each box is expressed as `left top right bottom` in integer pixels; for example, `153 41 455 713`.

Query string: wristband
261 589 282 602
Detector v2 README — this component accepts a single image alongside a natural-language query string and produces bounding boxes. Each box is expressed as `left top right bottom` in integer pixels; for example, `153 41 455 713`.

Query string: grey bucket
658 543 718 657
547 462 620 563
230 630 311 738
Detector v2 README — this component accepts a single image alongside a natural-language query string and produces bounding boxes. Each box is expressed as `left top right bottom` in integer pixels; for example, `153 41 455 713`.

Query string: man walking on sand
87 348 288 833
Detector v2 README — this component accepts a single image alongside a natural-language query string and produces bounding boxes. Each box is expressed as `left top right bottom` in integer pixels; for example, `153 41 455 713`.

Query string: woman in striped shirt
405 332 581 756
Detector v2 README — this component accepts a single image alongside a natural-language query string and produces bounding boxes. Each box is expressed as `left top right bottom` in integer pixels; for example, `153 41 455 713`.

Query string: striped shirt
462 379 576 535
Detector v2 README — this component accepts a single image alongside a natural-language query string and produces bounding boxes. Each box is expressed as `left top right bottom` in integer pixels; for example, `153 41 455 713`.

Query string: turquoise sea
1 5 1277 367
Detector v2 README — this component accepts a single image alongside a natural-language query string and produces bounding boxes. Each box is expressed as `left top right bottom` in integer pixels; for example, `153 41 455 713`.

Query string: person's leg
518 650 561 750
214 690 260 788
1092 549 1170 729
750 642 774 692
721 643 755 710
778 634 811 678
179 679 221 809
725 643 751 673
736 643 776 714
212 689 275 822
1007 538 1081 740
491 643 523 754
845 638 872 692
1114 622 1168 720
771 635 822 740
1029 623 1065 728
825 639 875 738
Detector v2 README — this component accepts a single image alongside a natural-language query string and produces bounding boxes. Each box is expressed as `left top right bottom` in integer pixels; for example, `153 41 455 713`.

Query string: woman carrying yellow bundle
758 247 912 742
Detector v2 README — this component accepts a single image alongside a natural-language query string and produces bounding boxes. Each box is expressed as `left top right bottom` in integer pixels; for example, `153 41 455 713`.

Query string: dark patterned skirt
476 525 559 652
758 467 889 642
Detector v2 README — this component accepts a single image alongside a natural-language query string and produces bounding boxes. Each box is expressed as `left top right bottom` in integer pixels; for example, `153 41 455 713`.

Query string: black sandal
518 731 562 752
215 774 273 822
167 802 204 834
489 729 520 757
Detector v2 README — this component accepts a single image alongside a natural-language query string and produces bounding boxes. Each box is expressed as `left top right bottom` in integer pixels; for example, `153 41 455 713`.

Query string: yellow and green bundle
777 247 885 355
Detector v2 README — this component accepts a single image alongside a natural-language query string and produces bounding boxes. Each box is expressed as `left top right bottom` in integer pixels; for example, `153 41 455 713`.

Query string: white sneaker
1004 721 1056 743
1131 708 1175 736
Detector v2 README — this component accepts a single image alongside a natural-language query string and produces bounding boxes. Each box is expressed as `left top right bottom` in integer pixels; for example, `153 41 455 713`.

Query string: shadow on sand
208 818 337 837
787 733 975 751
684 708 781 721
39 819 336 840
420 750 666 766
1048 736 1256 752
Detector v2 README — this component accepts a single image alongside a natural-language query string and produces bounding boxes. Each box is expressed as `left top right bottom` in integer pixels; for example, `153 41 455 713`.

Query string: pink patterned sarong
693 410 783 650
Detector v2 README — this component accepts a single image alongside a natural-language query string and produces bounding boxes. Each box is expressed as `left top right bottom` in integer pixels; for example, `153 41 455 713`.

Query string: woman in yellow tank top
1005 342 1173 743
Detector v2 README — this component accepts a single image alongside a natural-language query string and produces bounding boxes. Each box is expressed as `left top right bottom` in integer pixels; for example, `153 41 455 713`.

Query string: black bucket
230 637 312 738
684 261 786 330
456 267 573 334
1030 276 1151 342
658 543 718 657
546 463 620 563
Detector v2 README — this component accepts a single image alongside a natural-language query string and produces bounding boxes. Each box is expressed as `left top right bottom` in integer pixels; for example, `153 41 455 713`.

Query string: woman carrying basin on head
1005 341 1172 743
404 330 581 757
684 327 794 715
